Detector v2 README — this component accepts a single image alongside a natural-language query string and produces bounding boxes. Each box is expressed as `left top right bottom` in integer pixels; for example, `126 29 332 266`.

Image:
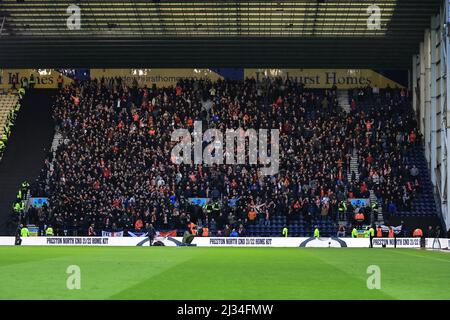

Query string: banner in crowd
27 225 39 237
101 231 124 237
244 69 405 89
156 230 177 237
350 198 370 207
127 231 147 237
28 197 49 208
127 230 177 237
188 198 210 206
379 224 402 234
0 69 73 90
228 198 240 207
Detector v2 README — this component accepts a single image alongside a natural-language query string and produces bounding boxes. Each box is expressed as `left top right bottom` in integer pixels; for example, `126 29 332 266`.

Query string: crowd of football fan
16 76 423 236
348 86 422 221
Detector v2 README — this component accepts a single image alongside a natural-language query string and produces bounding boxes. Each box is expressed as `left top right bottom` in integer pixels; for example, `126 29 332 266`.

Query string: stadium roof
0 0 441 69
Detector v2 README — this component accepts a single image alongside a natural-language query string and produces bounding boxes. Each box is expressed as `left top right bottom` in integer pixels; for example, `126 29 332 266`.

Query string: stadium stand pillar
423 28 432 165
441 4 450 231
430 15 438 187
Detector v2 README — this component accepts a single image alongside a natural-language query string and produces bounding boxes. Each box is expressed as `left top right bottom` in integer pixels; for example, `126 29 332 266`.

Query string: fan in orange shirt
248 209 257 222
135 219 144 230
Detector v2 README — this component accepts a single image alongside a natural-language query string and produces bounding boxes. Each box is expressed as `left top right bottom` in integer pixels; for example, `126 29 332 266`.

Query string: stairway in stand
337 89 351 113
369 190 384 225
348 148 359 182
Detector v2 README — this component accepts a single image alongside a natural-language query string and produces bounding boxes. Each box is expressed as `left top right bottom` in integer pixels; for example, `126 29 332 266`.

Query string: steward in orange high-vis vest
188 222 197 236
388 226 395 238
376 225 383 237
413 228 423 237
202 227 209 237
413 228 425 248
135 219 143 230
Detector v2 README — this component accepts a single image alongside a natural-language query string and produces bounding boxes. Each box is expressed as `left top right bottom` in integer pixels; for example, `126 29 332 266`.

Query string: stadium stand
399 146 438 217
10 76 441 237
348 87 440 225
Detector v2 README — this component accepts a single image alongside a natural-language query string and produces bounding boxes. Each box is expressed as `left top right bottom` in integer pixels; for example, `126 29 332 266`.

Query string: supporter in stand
21 77 420 237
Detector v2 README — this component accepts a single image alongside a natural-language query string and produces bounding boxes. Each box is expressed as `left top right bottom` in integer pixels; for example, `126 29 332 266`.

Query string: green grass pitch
0 247 449 300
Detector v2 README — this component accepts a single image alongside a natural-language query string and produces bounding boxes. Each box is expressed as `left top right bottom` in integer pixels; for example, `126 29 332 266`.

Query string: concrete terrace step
337 90 350 114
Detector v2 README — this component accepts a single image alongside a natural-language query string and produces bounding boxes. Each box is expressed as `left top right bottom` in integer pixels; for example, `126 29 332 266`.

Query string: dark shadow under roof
0 0 441 69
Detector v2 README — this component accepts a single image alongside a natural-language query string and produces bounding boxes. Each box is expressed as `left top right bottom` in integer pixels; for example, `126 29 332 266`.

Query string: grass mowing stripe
0 246 77 268
299 249 396 299
0 247 449 299
389 248 450 263
0 247 194 299
112 248 391 299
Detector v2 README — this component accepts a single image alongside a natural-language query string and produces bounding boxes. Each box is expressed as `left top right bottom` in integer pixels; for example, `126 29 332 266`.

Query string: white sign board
0 236 447 248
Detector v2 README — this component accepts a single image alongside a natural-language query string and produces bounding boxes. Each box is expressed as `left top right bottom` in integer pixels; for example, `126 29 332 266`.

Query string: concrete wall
414 0 450 230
